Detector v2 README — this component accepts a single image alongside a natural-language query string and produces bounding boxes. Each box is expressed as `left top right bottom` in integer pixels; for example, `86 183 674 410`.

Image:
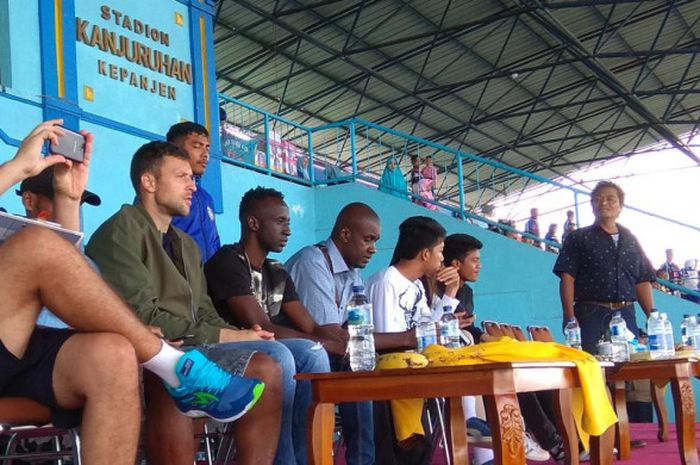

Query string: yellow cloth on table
378 338 617 448
376 353 429 443
423 337 617 448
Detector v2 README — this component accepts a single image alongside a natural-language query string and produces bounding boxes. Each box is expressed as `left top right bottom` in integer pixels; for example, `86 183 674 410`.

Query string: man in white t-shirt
367 216 460 334
365 216 459 465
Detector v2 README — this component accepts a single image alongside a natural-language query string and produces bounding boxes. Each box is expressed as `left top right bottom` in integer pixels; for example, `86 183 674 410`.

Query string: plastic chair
481 321 504 337
527 325 555 342
509 325 527 342
0 397 81 464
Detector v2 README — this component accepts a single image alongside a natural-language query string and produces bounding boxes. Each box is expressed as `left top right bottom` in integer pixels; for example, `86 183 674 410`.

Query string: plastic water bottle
439 305 462 349
346 285 375 371
647 311 664 358
680 314 693 347
661 312 675 357
609 311 629 361
564 317 582 350
416 307 437 352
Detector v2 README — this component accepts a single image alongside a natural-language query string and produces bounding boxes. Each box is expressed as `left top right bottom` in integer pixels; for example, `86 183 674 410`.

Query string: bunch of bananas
377 352 429 369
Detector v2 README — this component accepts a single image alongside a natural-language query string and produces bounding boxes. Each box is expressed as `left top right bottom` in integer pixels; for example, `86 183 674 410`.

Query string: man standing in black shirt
553 181 657 354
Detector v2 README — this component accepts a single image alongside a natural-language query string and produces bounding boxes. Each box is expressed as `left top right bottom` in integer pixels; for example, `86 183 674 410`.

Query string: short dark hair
591 180 625 206
390 216 446 265
166 122 209 143
239 186 285 225
443 233 482 265
130 141 189 194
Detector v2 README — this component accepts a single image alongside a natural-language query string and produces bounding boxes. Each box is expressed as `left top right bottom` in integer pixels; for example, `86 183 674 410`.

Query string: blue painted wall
216 161 316 262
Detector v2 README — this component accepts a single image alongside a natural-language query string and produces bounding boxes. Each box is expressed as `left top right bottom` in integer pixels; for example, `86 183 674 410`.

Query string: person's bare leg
233 353 282 465
52 333 140 465
144 353 282 465
143 372 196 465
0 227 160 360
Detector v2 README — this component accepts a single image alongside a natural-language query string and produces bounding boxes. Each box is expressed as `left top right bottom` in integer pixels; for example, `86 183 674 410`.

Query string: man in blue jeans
205 186 342 464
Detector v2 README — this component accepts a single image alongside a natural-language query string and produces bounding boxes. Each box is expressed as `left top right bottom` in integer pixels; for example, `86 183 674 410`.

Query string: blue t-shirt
171 178 221 262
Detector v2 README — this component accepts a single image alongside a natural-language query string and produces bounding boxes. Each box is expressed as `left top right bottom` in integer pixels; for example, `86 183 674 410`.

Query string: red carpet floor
334 423 698 464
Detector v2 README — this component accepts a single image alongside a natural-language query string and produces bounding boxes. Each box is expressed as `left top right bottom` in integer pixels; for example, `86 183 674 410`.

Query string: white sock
463 396 495 464
473 447 495 465
141 341 183 388
462 395 476 419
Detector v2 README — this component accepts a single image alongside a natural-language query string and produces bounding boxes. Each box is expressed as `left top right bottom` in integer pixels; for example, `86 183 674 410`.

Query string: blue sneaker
164 349 264 422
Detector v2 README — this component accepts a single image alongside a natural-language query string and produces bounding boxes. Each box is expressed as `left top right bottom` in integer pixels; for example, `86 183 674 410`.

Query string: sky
487 139 700 269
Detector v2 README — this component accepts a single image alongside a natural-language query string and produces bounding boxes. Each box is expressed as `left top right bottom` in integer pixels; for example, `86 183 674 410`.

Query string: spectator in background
562 210 576 242
419 156 438 211
658 248 682 285
544 223 560 253
420 155 438 195
525 208 541 248
653 270 672 294
378 156 408 200
409 155 422 204
680 259 700 303
296 155 310 181
167 122 221 262
499 219 519 240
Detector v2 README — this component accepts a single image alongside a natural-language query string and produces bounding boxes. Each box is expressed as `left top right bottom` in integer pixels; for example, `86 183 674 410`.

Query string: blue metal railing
218 95 700 300
219 95 700 232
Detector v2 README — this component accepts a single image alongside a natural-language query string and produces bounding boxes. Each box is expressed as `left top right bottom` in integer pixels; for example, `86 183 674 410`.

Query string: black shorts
0 327 81 427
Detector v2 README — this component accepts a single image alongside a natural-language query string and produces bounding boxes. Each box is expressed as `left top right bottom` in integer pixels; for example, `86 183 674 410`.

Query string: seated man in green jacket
86 141 316 465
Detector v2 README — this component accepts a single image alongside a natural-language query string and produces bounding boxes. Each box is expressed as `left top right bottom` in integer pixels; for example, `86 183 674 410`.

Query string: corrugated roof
214 0 700 206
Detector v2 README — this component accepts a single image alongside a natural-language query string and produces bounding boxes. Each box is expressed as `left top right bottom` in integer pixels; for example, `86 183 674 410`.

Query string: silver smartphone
50 126 85 163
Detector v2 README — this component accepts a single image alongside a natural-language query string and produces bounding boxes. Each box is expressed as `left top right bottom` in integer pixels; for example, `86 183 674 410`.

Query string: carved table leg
651 380 669 442
590 424 615 465
670 377 699 465
552 388 578 465
447 396 469 465
483 394 524 465
307 402 336 465
610 380 630 460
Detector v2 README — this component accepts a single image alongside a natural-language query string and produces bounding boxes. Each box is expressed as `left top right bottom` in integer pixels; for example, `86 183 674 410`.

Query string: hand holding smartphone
50 126 86 163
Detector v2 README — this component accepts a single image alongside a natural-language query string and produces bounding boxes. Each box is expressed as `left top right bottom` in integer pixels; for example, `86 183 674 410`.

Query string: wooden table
297 361 615 465
605 358 698 465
